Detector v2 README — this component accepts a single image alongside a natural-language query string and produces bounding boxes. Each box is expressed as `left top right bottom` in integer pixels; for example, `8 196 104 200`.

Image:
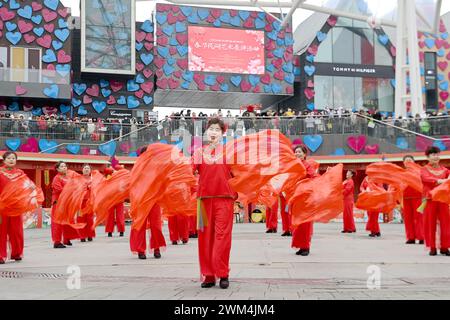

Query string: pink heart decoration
23 103 33 112
347 135 367 153
169 47 177 56
286 46 293 54
157 78 168 89
266 14 275 24
272 58 283 70
440 91 449 101
240 80 251 92
145 33 153 42
274 70 284 80
211 9 221 18
216 76 225 84
283 52 293 62
57 50 71 63
197 83 206 91
265 40 276 51
292 138 302 146
83 95 93 104
110 81 123 92
327 16 338 27
304 88 315 100
0 8 15 21
157 36 168 46
206 16 215 24
167 12 177 24
20 137 39 153
143 69 153 78
264 24 273 32
416 136 433 152
32 2 43 11
307 80 314 88
365 144 379 154
24 33 36 44
230 10 238 17
435 39 445 49
177 13 186 22
106 95 116 105
266 51 274 59
81 148 91 156
44 23 55 33
120 142 131 154
171 5 179 13
156 29 163 37
419 52 425 62
446 52 450 60
16 85 27 95
86 84 100 97
194 74 205 85
153 57 165 69
210 84 220 91
58 8 69 18
253 85 261 93
418 41 425 48
390 46 396 57
176 34 188 45
308 45 318 56
47 64 55 70
437 61 448 71
155 70 163 78
134 89 144 99
286 86 294 94
135 62 144 72
440 22 447 33
43 106 58 115
261 74 271 84
18 20 33 33
37 34 52 49
144 42 153 51
177 59 188 69
57 149 68 155
173 70 182 78
168 79 180 89
136 31 146 42
42 9 57 22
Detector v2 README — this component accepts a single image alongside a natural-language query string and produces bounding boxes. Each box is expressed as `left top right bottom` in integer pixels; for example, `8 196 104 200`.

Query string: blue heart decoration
266 64 275 72
175 21 187 33
188 11 199 24
101 88 112 97
6 139 21 151
135 73 145 84
271 83 282 94
60 104 71 113
9 0 20 10
396 137 409 150
255 18 265 29
439 81 449 91
169 37 179 46
258 12 266 19
273 21 281 31
390 79 396 88
100 79 109 88
117 96 126 105
307 103 315 111
6 22 17 31
55 28 70 42
230 76 242 87
43 84 59 98
204 75 216 86
167 57 176 65
163 64 175 76
42 49 57 63
129 151 138 157
127 80 139 92
77 105 88 115
213 19 221 27
332 148 345 156
33 27 44 37
39 139 58 153
220 83 229 92
446 102 450 109
71 98 82 107
52 40 63 50
58 18 68 29
156 13 167 25
177 45 188 56
437 49 445 57
44 0 59 10
31 15 43 24
98 140 117 157
143 96 153 105
92 100 107 113
424 38 435 49
180 6 193 17
433 140 447 151
306 55 315 63
197 9 209 20
267 30 278 41
140 53 154 65
282 63 293 73
181 81 190 89
284 73 295 84
141 20 153 33
437 74 444 81
303 135 323 153
229 16 241 27
273 48 284 58
420 67 425 76
238 10 250 21
73 83 87 96
127 96 140 109
8 102 19 112
378 34 389 45
159 140 168 144
249 75 260 87
162 25 174 37
276 38 284 47
66 144 80 154
6 32 21 45
32 108 42 116
182 71 194 82
18 5 32 19
294 67 301 76
316 31 327 42
56 64 70 77
220 12 231 23
285 35 294 46
304 65 316 76
136 42 144 51
264 85 272 93
157 46 169 58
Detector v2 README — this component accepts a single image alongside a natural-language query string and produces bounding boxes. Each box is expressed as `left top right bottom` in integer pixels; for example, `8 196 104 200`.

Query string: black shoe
172 241 178 245
81 239 86 243
87 238 93 242
138 253 147 260
154 250 161 259
296 249 310 256
406 240 415 244
219 278 229 289
281 231 290 237
376 233 381 237
430 249 437 256
182 239 188 244
341 230 349 233
418 240 424 245
119 232 124 237
54 243 66 249
201 282 216 288
191 233 198 239
63 241 72 246
108 232 112 237
11 256 22 261
440 250 450 255
0 259 4 264
266 229 273 233
369 233 376 237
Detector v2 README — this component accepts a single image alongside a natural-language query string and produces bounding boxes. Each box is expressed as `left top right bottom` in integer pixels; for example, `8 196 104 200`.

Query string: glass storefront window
333 76 355 108
314 75 333 110
374 38 393 66
332 28 354 64
353 28 375 65
377 79 394 112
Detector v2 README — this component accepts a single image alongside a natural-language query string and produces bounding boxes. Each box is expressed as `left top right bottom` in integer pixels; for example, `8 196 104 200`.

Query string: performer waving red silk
342 170 356 233
77 164 99 242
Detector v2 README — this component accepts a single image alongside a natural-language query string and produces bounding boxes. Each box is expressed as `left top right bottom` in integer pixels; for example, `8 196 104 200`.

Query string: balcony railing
0 67 70 84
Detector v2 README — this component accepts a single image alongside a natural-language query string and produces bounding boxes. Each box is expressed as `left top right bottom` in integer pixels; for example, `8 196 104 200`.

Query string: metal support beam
281 0 304 28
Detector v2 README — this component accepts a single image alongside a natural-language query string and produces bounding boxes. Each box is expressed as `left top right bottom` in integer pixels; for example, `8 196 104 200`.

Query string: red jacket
420 164 449 199
343 178 354 201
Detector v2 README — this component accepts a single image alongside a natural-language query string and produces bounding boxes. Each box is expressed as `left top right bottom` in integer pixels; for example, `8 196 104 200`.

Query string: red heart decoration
135 62 144 72
216 76 225 84
251 12 258 18
327 15 337 27
419 52 425 62
265 40 276 51
286 86 294 94
171 5 179 13
439 61 450 71
135 89 144 98
145 33 153 42
435 39 445 49
157 78 168 89
43 106 58 115
157 36 168 46
266 14 275 24
169 47 177 55
168 79 180 89
206 16 215 24
155 70 163 78
211 9 221 18
58 8 69 18
110 81 123 92
42 9 57 22
176 34 188 45
173 70 182 78
210 84 220 91
141 82 154 94
177 13 186 22
144 42 153 51
81 148 91 155
265 24 273 32
230 10 238 17
304 88 315 100
274 70 284 80
44 23 55 33
20 137 39 153
83 95 93 104
286 46 293 54
194 74 205 85
440 22 447 33
153 57 166 69
197 83 206 91
32 2 43 11
47 64 55 70
283 52 293 62
308 45 318 56
37 34 52 49
347 135 367 153
143 69 153 78
446 52 450 60
253 85 261 93
418 41 425 49
240 80 252 92
272 58 283 69
57 50 72 63
167 12 178 24
16 85 27 95
440 91 449 101
177 59 188 69
24 33 36 44
107 95 116 105
86 84 99 97
266 52 274 59
0 8 15 21
261 74 271 84
364 144 379 154
18 20 33 33
158 4 170 12
136 31 146 42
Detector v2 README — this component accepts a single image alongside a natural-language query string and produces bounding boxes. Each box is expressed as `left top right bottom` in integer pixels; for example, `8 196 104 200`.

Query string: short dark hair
55 161 66 170
138 146 148 156
294 144 308 155
2 151 17 161
425 146 441 156
403 155 415 161
82 163 91 170
206 117 226 132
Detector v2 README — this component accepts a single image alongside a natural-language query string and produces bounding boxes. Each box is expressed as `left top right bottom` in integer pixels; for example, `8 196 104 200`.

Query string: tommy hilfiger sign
314 63 395 78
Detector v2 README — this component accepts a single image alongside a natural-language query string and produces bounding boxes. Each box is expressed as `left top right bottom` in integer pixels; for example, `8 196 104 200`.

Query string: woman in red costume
342 170 356 233
51 161 79 248
420 146 450 256
0 152 25 264
168 215 189 245
193 118 237 289
104 166 125 237
77 164 95 242
360 176 382 237
402 155 424 245
265 193 278 234
291 145 318 256
280 194 291 236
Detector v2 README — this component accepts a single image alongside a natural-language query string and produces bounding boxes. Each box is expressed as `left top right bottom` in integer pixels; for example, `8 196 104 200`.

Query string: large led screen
188 26 265 75
81 0 135 74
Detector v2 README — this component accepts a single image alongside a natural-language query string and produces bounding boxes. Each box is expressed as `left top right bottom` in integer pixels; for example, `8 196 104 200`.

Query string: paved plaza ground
1 222 450 300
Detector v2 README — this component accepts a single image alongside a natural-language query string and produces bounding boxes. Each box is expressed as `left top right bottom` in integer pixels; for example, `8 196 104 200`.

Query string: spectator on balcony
130 117 138 142
18 115 30 137
47 115 57 139
305 113 315 135
87 119 96 141
37 116 47 138
97 118 106 142
419 117 431 135
122 117 131 140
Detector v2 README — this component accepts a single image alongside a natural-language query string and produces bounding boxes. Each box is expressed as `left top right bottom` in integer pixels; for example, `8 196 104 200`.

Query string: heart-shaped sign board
98 140 117 157
347 135 367 153
5 139 21 151
39 139 58 153
303 135 323 153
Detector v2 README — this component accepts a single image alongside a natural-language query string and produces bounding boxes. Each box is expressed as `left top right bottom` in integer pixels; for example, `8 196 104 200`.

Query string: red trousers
281 212 291 233
130 205 166 254
365 211 380 234
403 198 424 241
265 202 278 230
189 215 197 235
423 200 450 250
291 222 314 250
343 199 356 232
77 214 96 239
105 203 125 233
198 198 234 280
168 215 189 242
0 214 23 260
51 206 79 244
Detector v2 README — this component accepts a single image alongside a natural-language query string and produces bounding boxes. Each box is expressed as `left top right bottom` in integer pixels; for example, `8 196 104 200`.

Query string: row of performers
1 118 449 289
